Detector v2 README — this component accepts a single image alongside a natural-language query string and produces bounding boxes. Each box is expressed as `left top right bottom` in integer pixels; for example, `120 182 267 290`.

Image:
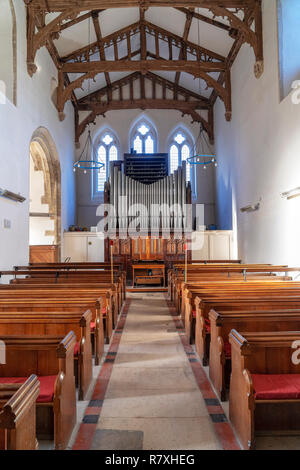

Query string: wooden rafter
60 19 224 65
24 1 256 12
145 20 225 62
209 6 257 106
62 59 225 74
174 9 194 93
78 71 210 107
60 10 103 31
23 0 263 145
74 71 214 145
175 7 233 32
57 57 230 121
209 2 263 77
92 10 111 86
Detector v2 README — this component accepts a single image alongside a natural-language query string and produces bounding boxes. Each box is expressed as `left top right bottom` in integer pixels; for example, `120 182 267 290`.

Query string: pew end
0 375 40 450
229 330 300 450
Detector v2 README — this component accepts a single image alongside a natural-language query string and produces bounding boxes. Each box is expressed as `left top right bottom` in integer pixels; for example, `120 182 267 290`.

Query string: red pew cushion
205 319 211 334
252 374 300 400
90 321 95 332
224 341 231 358
74 341 80 357
192 310 196 319
0 376 57 403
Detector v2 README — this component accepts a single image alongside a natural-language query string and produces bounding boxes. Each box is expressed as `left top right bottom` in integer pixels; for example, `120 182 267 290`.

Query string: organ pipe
107 164 189 232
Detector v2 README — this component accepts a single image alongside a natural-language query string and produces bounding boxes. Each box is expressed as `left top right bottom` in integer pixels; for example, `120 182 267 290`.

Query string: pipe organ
106 160 191 232
104 153 192 277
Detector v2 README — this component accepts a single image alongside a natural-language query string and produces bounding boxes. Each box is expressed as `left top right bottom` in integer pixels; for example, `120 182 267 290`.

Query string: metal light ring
187 155 217 165
74 160 105 170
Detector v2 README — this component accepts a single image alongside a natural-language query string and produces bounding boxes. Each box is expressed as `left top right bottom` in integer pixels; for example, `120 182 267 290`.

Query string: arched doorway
29 128 61 262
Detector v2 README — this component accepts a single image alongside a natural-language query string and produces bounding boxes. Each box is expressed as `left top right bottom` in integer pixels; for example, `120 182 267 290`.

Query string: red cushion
205 319 211 334
90 321 95 332
192 310 196 319
0 376 57 403
102 307 107 317
74 341 80 357
224 341 231 358
252 374 300 400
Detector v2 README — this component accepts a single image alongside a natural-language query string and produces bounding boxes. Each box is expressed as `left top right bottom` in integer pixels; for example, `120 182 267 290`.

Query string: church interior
1 0 300 452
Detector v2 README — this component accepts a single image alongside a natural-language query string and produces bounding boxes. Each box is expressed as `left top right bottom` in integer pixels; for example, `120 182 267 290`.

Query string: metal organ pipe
108 164 188 233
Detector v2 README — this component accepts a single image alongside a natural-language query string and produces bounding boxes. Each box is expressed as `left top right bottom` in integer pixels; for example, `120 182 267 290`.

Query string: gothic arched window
95 131 119 193
168 129 193 182
130 120 157 154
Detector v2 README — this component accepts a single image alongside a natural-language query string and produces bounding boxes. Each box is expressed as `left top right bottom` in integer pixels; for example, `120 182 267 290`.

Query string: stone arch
29 127 61 254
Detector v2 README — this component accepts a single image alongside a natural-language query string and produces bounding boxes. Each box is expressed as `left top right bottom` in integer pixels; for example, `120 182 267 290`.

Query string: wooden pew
183 282 300 345
168 263 280 300
0 375 40 450
209 309 300 401
229 330 300 450
195 296 300 366
7 268 126 304
179 277 292 319
0 332 77 450
7 282 122 326
0 311 92 400
0 296 106 363
171 268 293 311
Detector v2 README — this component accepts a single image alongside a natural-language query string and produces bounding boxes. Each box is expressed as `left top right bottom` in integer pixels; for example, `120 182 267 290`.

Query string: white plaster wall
215 0 300 266
0 0 14 104
0 1 76 270
76 108 216 229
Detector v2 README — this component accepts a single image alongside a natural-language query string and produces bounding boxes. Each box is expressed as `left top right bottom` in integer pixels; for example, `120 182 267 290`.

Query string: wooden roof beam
174 9 194 93
60 10 103 31
62 59 226 74
145 20 225 62
24 1 257 13
175 7 233 32
77 71 210 108
58 55 230 120
209 3 263 77
61 21 140 63
92 10 111 86
75 98 214 145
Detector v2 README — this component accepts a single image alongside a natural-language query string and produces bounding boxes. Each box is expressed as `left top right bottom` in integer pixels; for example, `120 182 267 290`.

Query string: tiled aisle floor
72 293 239 450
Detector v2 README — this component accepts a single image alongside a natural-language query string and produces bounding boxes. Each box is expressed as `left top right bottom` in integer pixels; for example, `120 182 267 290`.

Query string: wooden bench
8 278 122 324
0 288 109 358
183 282 300 345
0 296 106 364
173 270 292 312
209 309 300 401
0 332 77 450
8 282 122 327
229 330 300 450
0 375 40 450
0 311 92 401
195 295 300 366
